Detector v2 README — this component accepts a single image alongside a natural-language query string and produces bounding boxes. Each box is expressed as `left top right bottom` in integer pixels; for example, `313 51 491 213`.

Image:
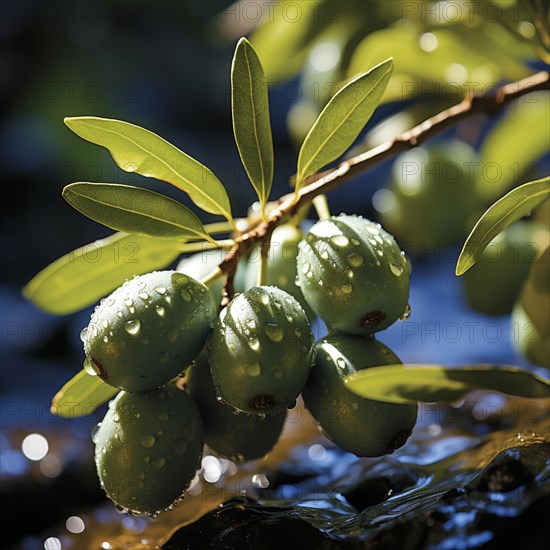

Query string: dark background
1 1 547 548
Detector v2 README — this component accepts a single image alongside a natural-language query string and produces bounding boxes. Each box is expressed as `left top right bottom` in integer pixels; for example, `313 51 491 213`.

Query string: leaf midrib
243 44 267 202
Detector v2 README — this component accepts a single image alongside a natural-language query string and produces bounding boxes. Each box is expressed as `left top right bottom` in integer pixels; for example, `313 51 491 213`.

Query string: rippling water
26 393 549 550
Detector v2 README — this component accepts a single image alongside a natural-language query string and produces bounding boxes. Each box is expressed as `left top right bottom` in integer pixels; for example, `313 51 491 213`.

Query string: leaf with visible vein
232 37 274 215
64 116 233 221
344 364 550 404
23 232 181 315
456 177 550 275
296 58 393 188
51 367 117 417
63 183 213 241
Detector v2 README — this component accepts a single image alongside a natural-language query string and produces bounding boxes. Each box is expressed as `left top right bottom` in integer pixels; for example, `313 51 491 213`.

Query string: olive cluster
84 217 417 515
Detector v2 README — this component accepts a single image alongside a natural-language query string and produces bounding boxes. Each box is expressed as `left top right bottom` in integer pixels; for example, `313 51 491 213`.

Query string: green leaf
51 366 117 417
231 38 274 215
296 58 393 187
249 0 327 82
456 177 550 275
63 182 212 241
64 116 233 221
23 232 181 315
344 364 550 404
478 94 550 201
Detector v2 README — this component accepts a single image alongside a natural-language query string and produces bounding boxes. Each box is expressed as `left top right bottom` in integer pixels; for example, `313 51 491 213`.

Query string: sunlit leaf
479 95 550 201
64 116 233 221
345 364 550 404
249 0 326 81
23 232 181 315
456 177 550 275
296 58 393 187
232 38 274 215
63 183 212 241
347 26 529 103
51 367 117 417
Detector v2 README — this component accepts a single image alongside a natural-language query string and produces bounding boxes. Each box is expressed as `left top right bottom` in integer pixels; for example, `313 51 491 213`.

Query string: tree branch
218 70 549 303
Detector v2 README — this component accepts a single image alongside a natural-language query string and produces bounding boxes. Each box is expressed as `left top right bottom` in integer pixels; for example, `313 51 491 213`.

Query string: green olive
303 335 418 457
84 270 216 392
94 384 203 514
463 221 547 316
186 351 286 461
297 214 410 334
380 140 481 254
512 243 550 368
209 286 314 415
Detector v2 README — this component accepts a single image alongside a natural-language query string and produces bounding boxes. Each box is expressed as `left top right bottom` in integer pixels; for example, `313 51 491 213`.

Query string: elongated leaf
64 117 233 220
51 367 117 417
23 232 181 315
456 177 550 275
345 364 550 404
63 182 211 241
232 38 274 214
296 58 393 187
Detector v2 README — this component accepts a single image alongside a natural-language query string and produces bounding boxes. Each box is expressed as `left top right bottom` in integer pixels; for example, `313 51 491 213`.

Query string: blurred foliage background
0 0 548 547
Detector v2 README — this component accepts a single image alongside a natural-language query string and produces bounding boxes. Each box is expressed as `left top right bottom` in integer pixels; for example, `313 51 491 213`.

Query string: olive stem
313 195 331 220
215 70 550 306
200 266 224 288
257 241 270 287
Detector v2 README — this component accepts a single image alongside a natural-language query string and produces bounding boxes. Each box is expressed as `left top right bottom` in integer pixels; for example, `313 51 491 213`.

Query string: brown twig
219 70 549 303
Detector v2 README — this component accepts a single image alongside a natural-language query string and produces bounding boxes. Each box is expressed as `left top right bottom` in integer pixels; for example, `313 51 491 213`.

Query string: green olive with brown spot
94 384 203 514
297 214 410 334
209 286 314 415
303 335 418 457
84 270 216 392
186 351 286 461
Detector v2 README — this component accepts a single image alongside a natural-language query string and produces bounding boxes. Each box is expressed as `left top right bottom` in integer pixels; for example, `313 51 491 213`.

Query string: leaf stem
179 239 235 254
204 221 234 235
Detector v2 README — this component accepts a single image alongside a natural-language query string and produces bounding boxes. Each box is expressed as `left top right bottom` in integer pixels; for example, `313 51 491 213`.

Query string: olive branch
216 69 550 306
